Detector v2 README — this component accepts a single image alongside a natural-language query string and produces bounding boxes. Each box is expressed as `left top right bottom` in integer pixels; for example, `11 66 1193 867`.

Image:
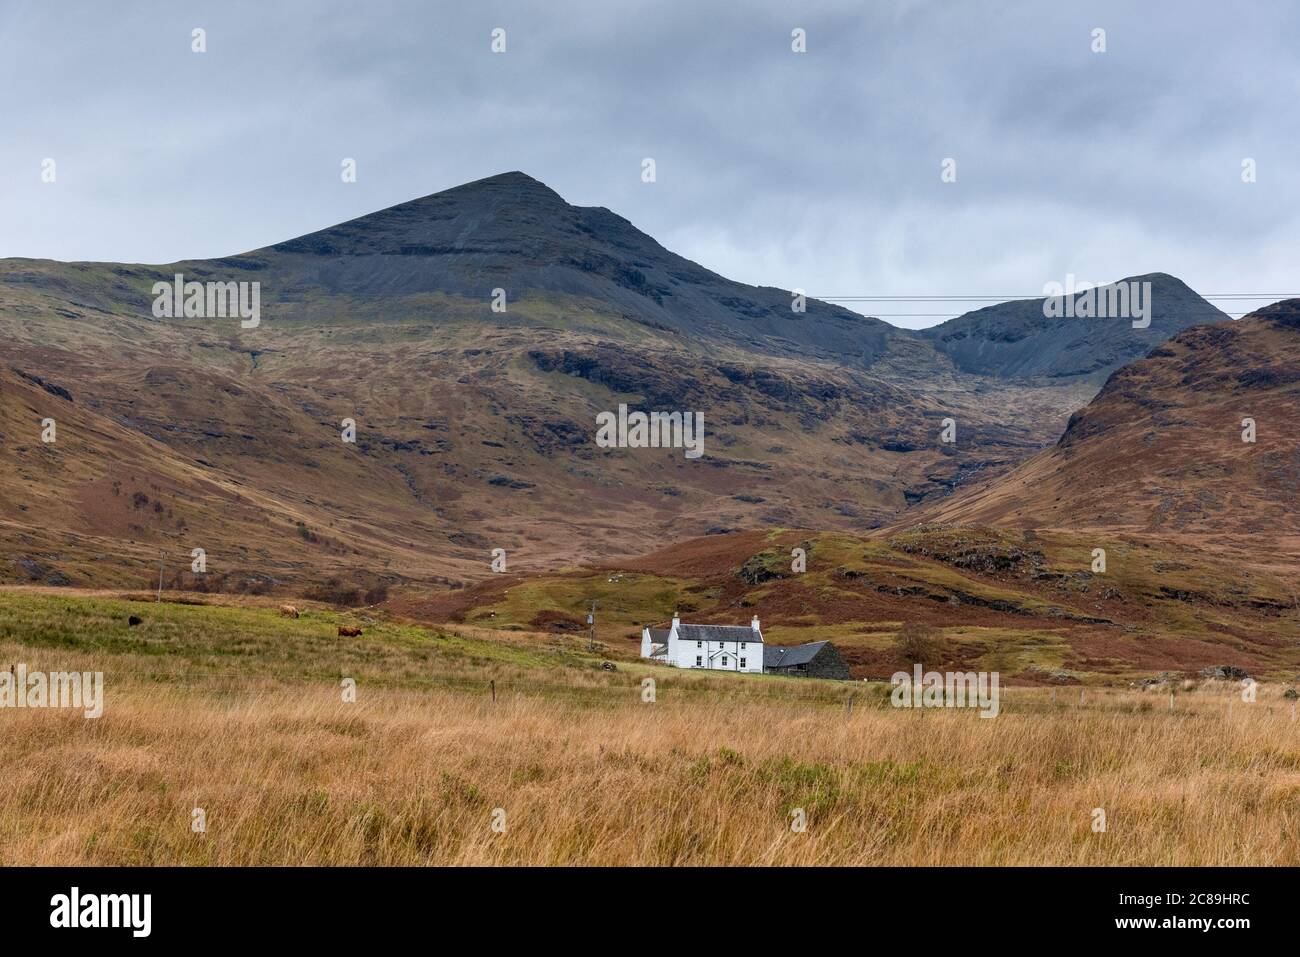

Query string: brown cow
279 604 300 619
338 625 363 637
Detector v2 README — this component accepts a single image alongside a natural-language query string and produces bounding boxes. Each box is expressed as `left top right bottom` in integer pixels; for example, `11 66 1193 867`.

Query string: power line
811 293 1299 301
806 291 1292 321
835 311 1261 318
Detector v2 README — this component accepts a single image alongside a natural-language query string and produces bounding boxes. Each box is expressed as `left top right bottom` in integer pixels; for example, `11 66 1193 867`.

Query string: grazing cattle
279 604 300 619
338 625 363 637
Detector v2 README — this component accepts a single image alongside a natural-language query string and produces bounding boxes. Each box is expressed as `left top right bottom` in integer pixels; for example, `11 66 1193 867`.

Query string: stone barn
763 640 850 680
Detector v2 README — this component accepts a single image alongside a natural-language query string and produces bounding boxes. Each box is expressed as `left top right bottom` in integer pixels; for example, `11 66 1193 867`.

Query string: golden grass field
2 588 1298 866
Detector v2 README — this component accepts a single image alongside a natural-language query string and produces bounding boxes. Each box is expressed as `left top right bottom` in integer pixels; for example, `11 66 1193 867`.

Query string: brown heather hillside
0 305 1086 590
916 301 1300 570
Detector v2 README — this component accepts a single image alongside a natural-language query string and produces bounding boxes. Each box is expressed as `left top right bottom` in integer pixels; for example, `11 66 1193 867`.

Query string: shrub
303 577 364 607
892 621 940 667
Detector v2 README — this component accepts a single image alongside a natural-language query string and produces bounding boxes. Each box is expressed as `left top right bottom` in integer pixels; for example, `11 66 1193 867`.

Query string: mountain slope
918 300 1300 566
919 273 1230 382
0 173 894 368
256 171 901 365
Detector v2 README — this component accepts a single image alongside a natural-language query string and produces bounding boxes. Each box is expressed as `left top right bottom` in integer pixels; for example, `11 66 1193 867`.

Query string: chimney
671 612 681 630
751 615 760 632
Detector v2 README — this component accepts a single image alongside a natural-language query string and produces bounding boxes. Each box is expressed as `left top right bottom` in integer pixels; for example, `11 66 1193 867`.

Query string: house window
697 640 702 648
722 656 729 666
741 642 746 649
695 656 702 667
740 658 747 668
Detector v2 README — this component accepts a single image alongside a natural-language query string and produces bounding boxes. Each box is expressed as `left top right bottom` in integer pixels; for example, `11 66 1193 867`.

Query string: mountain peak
265 171 570 258
432 170 568 206
241 169 898 363
919 272 1228 382
459 169 554 188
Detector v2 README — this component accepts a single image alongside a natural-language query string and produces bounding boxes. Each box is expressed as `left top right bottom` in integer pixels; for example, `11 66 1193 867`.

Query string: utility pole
157 549 164 602
587 600 597 652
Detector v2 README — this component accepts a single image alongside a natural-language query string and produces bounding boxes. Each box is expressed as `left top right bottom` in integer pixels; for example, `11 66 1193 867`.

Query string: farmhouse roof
763 641 828 668
675 623 763 644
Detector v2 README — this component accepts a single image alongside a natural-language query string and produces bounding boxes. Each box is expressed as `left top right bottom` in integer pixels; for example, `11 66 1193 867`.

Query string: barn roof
676 624 763 644
764 641 828 668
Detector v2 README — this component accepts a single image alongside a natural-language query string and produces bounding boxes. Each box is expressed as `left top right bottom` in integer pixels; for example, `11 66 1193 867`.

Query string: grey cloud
1 0 1297 327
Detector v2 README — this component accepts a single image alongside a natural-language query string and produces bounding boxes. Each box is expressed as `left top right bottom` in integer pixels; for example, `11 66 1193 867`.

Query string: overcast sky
3 0 1298 327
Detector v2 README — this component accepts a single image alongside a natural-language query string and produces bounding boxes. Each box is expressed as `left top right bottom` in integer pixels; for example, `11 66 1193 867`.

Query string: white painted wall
641 616 763 673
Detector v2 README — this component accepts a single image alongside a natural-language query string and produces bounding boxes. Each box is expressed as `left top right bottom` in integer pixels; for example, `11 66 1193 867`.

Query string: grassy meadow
1 587 1299 866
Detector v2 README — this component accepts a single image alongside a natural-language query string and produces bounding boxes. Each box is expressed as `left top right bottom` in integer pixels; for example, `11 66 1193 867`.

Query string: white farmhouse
639 613 764 673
